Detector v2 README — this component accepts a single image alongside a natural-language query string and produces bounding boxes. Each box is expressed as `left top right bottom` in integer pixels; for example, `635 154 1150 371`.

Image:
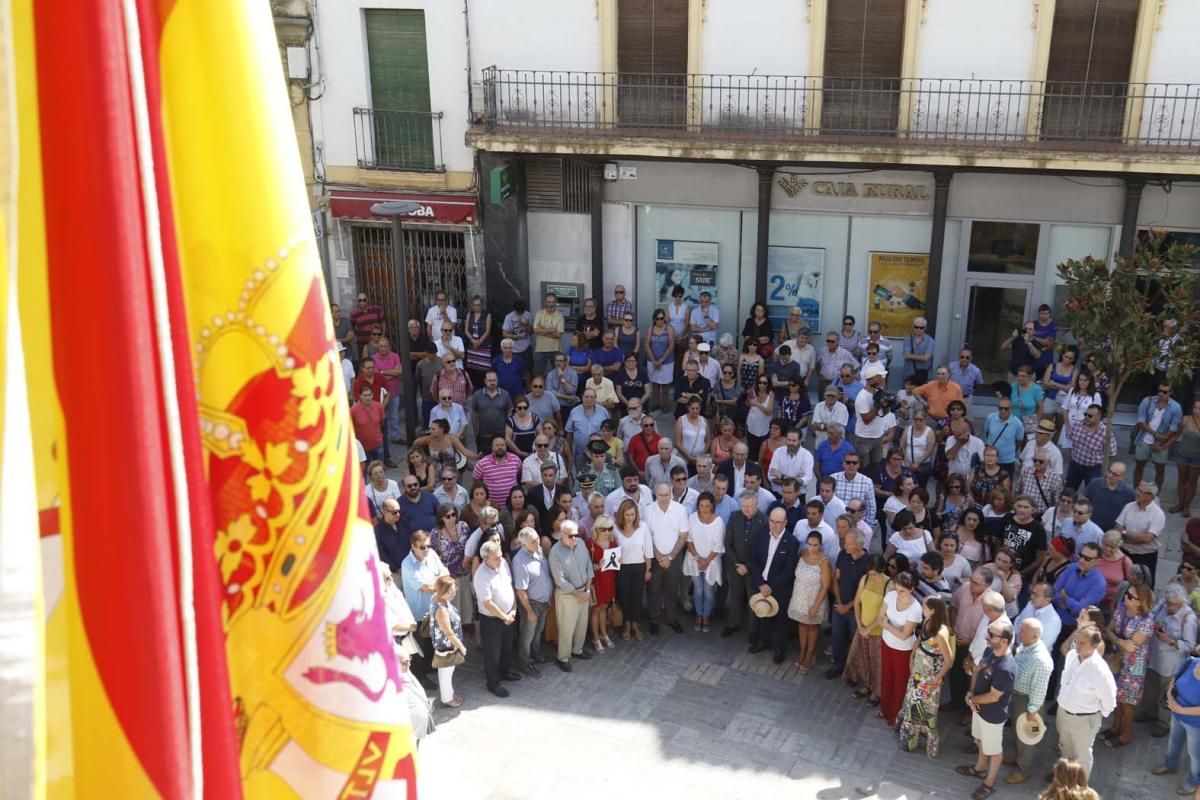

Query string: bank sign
775 175 934 212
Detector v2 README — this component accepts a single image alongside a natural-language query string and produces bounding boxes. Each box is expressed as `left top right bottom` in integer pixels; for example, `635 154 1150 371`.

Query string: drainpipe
923 170 953 339
755 166 774 302
1118 177 1145 259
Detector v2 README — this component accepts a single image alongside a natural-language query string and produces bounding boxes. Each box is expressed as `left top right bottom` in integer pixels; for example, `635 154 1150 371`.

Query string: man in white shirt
853 362 893 472
1018 419 1064 478
780 328 817 385
433 321 466 370
668 466 699 514
969 591 1010 667
695 343 722 386
644 483 689 634
1115 482 1167 583
945 418 985 478
1012 582 1062 652
767 428 815 496
794 499 838 562
521 435 567 488
1055 627 1117 778
604 465 653 517
425 291 458 338
688 291 720 345
811 385 849 447
816 475 848 527
743 472 778 515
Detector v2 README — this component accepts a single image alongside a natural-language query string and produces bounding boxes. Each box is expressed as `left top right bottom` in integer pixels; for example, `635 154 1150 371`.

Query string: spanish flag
6 0 416 796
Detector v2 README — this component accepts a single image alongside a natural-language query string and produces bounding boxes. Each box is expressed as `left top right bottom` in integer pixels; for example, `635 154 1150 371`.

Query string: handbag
606 600 624 628
432 649 465 669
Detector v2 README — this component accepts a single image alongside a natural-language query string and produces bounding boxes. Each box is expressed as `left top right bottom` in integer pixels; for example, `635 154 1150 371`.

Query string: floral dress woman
431 519 473 623
895 630 947 757
1111 603 1154 706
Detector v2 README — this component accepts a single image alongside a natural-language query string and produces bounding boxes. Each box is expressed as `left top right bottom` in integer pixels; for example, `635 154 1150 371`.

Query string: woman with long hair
615 312 640 359
589 516 619 650
406 446 437 491
903 410 937 489
850 554 891 707
1059 370 1103 459
504 394 541 459
939 473 970 533
884 475 916 532
675 397 710 474
464 295 493 389
744 377 775 460
1037 758 1099 800
540 418 572 475
683 493 725 633
757 417 787 468
431 504 474 626
738 337 765 391
955 506 988 566
710 416 739 465
1102 584 1154 748
459 484 491 532
896 594 952 757
1011 365 1045 437
778 377 813 434
877 571 923 726
413 418 477 475
429 575 467 708
788 531 832 673
645 309 676 412
1171 399 1200 516
1041 346 1079 422
970 446 1011 506
614 499 653 641
364 459 401 522
712 366 742 429
741 301 774 356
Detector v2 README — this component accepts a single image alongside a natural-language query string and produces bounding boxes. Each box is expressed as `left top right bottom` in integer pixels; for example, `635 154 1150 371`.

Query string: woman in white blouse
883 476 916 531
884 509 934 562
614 498 653 641
875 571 923 726
902 410 937 486
745 375 775 459
1057 370 1103 457
683 493 725 633
365 460 401 523
675 397 710 474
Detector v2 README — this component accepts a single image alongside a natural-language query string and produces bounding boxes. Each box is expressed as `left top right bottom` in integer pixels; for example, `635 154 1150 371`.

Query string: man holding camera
853 362 896 473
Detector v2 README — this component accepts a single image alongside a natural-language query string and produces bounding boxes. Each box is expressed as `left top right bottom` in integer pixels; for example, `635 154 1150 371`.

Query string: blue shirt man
397 483 439 532
983 401 1023 467
492 345 526 400
1083 467 1136 531
816 434 856 478
565 390 610 461
948 349 985 398
901 321 935 381
1052 543 1107 624
1060 501 1105 555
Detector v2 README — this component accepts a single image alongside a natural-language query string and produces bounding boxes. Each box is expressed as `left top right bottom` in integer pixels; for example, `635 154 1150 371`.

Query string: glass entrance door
962 282 1031 385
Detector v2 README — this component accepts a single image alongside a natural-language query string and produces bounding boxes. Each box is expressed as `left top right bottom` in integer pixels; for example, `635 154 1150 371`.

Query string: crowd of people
340 288 1198 798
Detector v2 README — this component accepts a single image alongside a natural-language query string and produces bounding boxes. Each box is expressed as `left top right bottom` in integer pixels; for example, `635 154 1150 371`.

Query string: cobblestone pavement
415 619 1173 799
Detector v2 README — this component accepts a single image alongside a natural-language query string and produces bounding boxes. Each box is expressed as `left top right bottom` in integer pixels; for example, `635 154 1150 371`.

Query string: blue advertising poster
655 239 719 306
766 246 824 333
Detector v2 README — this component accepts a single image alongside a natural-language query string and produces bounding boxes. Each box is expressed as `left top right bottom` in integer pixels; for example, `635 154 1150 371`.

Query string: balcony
476 68 1200 171
353 108 445 172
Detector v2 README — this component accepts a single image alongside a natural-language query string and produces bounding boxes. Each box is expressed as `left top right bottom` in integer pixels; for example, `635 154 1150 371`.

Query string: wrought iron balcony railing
353 108 445 172
480 68 1200 152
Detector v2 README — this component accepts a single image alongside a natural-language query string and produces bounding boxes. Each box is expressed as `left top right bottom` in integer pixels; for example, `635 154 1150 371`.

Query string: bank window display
967 221 1040 275
1040 224 1113 331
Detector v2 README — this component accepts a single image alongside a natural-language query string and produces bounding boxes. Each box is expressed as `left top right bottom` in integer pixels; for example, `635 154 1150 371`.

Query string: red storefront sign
328 190 477 225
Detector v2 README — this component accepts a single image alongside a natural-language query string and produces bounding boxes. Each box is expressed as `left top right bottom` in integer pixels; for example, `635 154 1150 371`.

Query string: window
1042 0 1140 141
967 222 1041 276
617 0 688 127
364 9 434 169
821 0 905 134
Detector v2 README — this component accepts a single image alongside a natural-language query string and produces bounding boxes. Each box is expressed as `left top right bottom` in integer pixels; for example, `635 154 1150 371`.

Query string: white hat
336 341 347 353
697 342 711 352
749 592 779 618
1015 712 1045 746
862 362 887 380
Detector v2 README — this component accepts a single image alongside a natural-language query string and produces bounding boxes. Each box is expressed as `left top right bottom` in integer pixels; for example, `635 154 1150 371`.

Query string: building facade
289 0 1200 397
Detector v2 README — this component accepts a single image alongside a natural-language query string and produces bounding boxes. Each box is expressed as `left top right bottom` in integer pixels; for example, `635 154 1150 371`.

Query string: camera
873 388 897 412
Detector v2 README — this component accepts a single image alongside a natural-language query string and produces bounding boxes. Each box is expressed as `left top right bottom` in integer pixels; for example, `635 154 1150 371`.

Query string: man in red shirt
627 417 662 473
350 386 385 461
349 292 385 354
352 358 394 466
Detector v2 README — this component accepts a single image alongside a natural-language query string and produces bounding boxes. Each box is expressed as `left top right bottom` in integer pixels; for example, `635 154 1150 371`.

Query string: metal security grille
350 223 468 336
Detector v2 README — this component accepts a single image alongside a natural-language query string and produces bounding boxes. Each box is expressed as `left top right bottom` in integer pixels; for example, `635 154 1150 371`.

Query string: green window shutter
364 9 434 169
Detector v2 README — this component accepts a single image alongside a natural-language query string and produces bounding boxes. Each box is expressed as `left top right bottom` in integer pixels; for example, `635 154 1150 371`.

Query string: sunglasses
913 324 926 330
642 423 656 428
516 404 529 410
442 510 458 518
443 476 456 481
404 483 419 490
357 297 367 302
562 533 577 540
1034 458 1047 464
624 317 634 322
595 525 613 532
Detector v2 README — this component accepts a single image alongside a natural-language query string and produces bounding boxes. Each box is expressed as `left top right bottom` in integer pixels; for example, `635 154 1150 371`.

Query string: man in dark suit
525 461 564 530
716 440 762 497
749 506 801 664
721 489 769 638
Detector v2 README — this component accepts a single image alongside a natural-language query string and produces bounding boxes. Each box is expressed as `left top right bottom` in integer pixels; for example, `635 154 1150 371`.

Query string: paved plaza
413 477 1186 800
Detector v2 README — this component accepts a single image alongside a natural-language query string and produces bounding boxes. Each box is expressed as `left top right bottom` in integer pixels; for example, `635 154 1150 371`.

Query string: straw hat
1015 712 1045 746
749 592 779 619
